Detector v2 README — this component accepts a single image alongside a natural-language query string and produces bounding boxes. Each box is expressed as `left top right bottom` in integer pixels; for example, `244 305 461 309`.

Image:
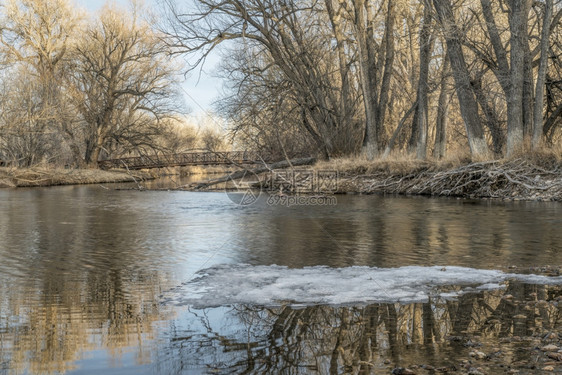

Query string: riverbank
314 154 562 201
0 167 154 188
2 154 561 202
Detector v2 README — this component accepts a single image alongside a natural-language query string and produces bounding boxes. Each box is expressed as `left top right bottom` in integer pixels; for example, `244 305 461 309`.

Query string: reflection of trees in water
0 188 178 374
0 269 169 375
235 197 562 270
161 282 562 374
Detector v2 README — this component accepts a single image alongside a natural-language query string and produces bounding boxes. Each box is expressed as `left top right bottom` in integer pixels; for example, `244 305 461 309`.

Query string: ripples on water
0 183 561 374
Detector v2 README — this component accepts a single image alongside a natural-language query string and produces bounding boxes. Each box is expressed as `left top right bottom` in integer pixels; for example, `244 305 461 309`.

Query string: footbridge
98 151 272 170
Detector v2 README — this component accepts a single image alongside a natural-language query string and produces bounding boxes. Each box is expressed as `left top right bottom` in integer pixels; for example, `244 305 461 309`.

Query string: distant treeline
2 1 561 168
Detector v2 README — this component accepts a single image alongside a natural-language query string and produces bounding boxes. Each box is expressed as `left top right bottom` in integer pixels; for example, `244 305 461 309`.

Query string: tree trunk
355 0 379 159
301 107 330 160
432 0 490 158
415 3 433 160
544 102 562 143
90 133 105 167
408 106 420 153
523 39 534 139
480 0 510 94
376 0 395 138
325 0 353 131
471 75 505 154
506 0 531 156
383 101 417 158
434 56 450 159
533 0 553 149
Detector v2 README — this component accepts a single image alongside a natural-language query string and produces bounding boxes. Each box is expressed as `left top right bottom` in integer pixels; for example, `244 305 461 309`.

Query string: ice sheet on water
163 264 562 308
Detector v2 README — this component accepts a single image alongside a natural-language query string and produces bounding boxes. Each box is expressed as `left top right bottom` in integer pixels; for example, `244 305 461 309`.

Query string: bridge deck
98 151 269 170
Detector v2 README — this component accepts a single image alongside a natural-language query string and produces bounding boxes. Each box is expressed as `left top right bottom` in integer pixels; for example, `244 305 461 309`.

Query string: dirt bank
314 156 562 201
0 167 154 188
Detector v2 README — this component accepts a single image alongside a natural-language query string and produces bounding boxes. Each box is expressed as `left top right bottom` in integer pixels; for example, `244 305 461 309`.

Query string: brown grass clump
511 145 562 170
314 156 427 176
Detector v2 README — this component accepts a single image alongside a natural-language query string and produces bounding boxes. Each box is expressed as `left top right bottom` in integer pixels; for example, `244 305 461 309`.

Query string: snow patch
163 265 562 308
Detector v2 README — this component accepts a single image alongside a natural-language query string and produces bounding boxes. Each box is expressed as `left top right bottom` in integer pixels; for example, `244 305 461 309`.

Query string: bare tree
434 53 451 159
324 0 356 138
432 0 490 158
144 118 197 155
0 70 58 166
533 0 554 148
200 128 226 152
506 0 532 156
0 0 80 84
68 3 181 165
0 0 81 166
413 1 435 159
216 48 323 158
162 0 368 159
351 0 395 159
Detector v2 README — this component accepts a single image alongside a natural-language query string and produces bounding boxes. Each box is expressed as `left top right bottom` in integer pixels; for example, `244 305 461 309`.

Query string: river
1 181 561 374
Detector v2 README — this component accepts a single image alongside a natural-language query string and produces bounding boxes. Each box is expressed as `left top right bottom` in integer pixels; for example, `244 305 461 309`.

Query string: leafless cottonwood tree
412 1 435 159
463 0 562 154
433 53 451 159
0 0 81 166
0 0 189 168
533 0 554 149
0 74 58 166
505 0 532 156
349 0 396 159
67 4 183 166
216 48 326 158
432 0 490 158
163 0 360 159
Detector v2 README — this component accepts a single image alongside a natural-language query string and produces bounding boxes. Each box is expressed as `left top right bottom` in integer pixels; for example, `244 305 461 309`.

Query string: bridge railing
98 151 269 170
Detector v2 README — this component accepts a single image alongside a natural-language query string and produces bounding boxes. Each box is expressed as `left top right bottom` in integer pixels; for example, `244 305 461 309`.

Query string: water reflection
231 195 562 268
0 261 166 374
0 187 177 374
160 282 562 374
0 185 561 374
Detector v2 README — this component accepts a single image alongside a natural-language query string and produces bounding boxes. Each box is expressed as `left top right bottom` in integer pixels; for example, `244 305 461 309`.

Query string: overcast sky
75 0 223 123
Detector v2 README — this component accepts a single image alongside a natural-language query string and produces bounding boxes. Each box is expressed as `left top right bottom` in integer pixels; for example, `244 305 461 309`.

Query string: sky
76 0 224 124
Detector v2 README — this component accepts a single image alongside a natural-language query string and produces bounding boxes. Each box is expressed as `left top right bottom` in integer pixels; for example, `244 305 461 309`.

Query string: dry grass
313 152 562 201
313 153 472 177
510 145 562 169
0 167 153 188
315 147 561 176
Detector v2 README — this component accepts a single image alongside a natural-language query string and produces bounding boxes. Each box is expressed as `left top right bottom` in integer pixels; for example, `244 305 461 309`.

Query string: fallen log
187 157 316 190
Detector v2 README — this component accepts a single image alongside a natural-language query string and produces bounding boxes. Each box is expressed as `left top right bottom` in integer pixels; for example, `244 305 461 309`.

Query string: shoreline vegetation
0 167 154 188
2 152 561 202
316 153 562 202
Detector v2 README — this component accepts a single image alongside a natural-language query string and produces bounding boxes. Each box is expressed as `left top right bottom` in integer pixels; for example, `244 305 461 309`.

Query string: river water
1 181 562 374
